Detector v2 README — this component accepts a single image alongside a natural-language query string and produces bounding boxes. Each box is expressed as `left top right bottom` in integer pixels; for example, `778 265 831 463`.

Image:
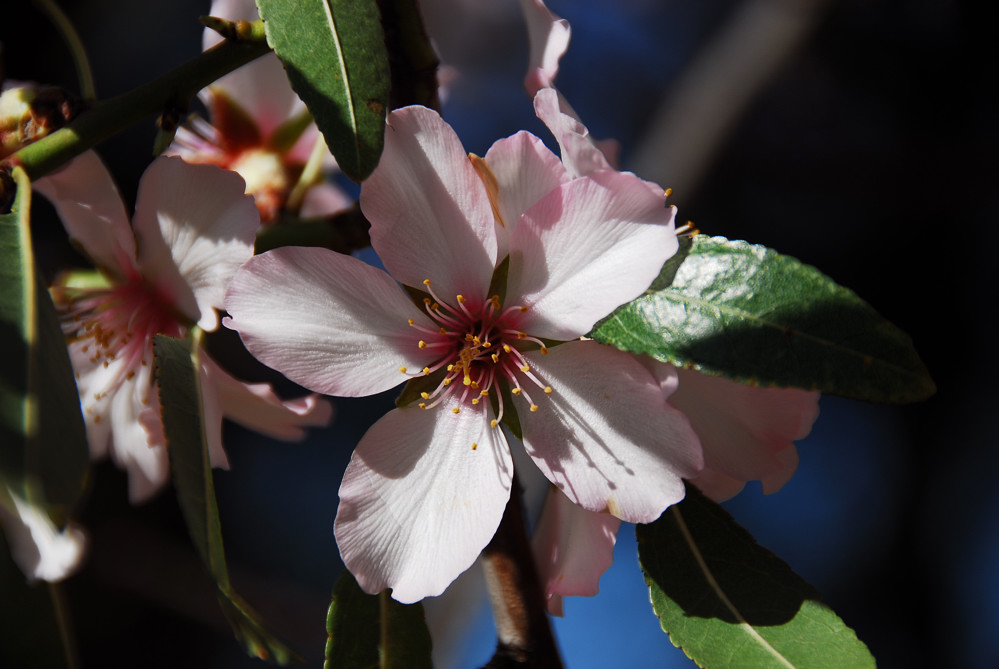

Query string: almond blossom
36 154 332 503
224 105 703 603
168 0 350 222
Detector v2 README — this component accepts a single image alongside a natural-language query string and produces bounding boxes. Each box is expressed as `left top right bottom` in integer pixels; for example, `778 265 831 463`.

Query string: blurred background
2 0 994 667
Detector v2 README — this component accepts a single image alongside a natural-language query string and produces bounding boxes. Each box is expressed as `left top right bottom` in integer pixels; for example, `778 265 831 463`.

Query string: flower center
229 148 292 223
402 279 552 428
61 278 187 423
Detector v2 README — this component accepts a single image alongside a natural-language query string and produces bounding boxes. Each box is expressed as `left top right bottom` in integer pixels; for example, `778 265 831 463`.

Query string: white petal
33 150 137 276
108 359 169 503
519 0 571 95
531 488 620 616
132 156 259 330
202 352 334 441
298 181 353 218
362 106 497 305
483 130 568 250
533 88 613 178
519 341 703 523
507 171 678 340
0 490 86 583
224 246 437 397
335 397 513 603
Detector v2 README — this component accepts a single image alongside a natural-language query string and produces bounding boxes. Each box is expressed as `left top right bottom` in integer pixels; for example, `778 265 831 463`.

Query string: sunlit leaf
325 570 432 669
154 333 300 665
255 0 390 181
637 484 875 668
591 235 934 403
0 166 88 512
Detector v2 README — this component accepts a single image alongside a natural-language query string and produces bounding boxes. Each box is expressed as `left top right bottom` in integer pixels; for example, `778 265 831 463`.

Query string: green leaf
255 0 390 182
0 167 88 513
154 333 300 665
590 235 934 403
637 484 875 669
325 570 432 669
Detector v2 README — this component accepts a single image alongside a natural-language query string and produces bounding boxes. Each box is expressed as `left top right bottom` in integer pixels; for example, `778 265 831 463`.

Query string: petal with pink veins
531 487 620 616
518 341 702 524
33 151 136 276
132 156 259 331
507 171 678 341
224 246 436 397
334 396 513 603
362 106 497 305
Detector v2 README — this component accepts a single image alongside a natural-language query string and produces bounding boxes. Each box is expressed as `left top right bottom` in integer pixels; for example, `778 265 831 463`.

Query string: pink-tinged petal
201 352 334 442
653 364 819 501
298 180 353 218
362 106 497 304
108 362 170 503
507 170 678 340
518 0 571 96
0 490 87 583
132 156 259 331
224 246 436 397
531 487 620 616
519 341 702 523
483 131 568 250
334 397 513 603
534 88 613 178
33 151 137 276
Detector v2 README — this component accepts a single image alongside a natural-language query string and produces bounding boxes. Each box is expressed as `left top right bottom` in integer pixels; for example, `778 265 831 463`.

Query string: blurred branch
4 20 270 180
629 0 833 197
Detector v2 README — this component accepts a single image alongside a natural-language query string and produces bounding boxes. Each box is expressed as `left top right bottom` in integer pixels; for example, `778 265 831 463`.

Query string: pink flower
168 0 350 222
224 105 703 603
36 154 332 502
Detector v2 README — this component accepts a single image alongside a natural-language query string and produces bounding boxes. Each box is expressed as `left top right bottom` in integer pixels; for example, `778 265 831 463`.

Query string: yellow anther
472 398 480 405
544 386 552 394
422 367 430 375
472 443 478 450
517 332 526 339
512 388 522 396
423 279 432 286
503 344 511 353
457 295 466 304
470 381 480 389
420 392 430 399
465 333 475 341
519 306 529 313
472 336 481 346
520 365 530 373
418 340 427 349
408 319 415 326
431 302 440 310
529 404 539 412
447 364 455 372
443 377 453 386
482 341 492 348
665 187 673 197
479 390 489 396
399 366 408 373
423 297 431 305
540 346 549 354
419 402 427 409
452 407 461 414
490 419 499 428
491 353 500 363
